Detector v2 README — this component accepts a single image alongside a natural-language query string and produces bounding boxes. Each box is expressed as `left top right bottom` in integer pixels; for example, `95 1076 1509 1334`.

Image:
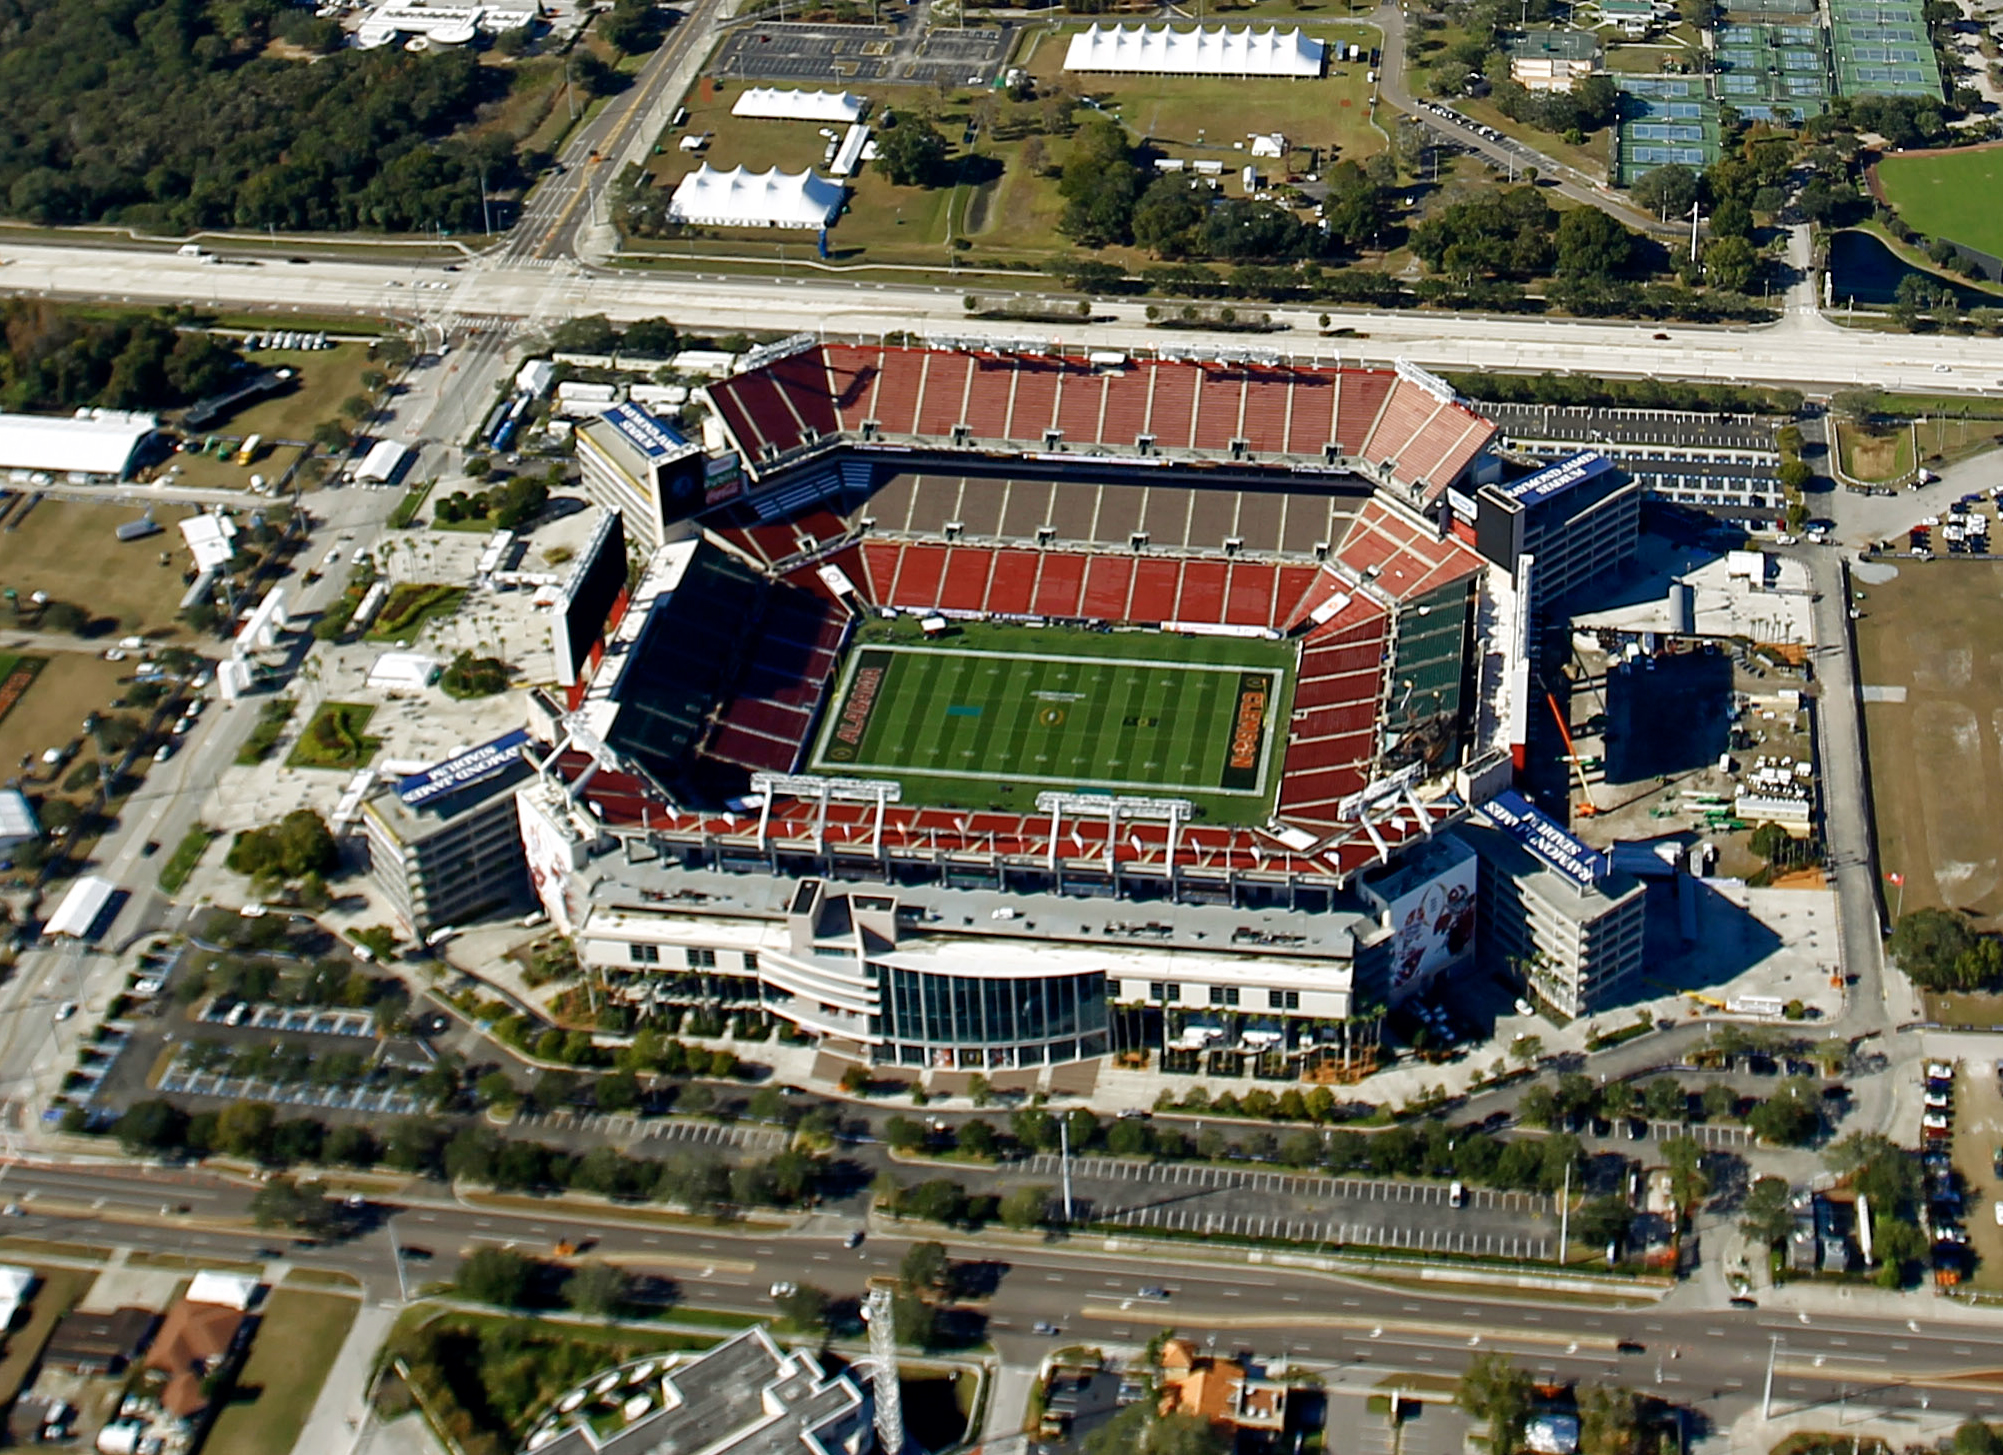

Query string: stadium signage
605 403 690 461
827 653 889 761
1482 788 1608 886
1221 672 1271 790
704 452 744 506
397 729 531 809
1503 451 1614 507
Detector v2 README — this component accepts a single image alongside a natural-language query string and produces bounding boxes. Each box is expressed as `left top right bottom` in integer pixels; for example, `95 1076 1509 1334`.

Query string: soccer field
810 623 1294 820
1876 145 2003 258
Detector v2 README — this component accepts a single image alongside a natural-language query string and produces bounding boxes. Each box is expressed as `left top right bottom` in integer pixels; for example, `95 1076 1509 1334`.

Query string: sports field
809 620 1295 821
1876 145 2003 259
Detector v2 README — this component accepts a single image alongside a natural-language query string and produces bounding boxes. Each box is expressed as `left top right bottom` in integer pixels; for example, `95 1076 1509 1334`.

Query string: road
0 1157 1998 1433
6 242 1998 397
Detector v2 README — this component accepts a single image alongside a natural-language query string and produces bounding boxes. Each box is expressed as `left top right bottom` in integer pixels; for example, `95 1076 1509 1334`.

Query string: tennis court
810 620 1294 819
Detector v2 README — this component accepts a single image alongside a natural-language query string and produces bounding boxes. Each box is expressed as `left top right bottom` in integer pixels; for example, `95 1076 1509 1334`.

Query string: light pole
1762 1334 1783 1420
1059 1115 1074 1224
387 1214 410 1302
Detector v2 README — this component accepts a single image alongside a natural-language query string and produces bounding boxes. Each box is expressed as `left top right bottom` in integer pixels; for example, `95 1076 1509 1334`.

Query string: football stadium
516 337 1572 1081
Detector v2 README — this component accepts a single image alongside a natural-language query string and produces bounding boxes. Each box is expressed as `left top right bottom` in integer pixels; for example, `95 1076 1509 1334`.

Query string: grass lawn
0 1267 98 1407
237 696 297 766
194 342 379 446
157 825 219 894
203 1289 358 1455
1452 96 1610 182
0 499 202 641
367 583 465 643
809 617 1295 822
285 701 380 770
0 654 130 785
1875 143 2003 258
1833 419 1914 482
1854 559 2003 926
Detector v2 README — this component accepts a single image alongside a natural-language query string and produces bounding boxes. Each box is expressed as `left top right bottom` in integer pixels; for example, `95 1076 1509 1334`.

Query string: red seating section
714 345 1495 495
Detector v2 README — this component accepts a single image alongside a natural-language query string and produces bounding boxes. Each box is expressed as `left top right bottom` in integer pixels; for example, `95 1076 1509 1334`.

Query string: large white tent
0 409 156 480
729 87 866 123
1063 23 1325 77
668 165 845 231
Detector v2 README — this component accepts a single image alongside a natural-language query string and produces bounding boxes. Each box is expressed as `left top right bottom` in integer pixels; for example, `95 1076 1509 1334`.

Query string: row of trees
0 303 243 414
1516 1071 1826 1148
122 1096 829 1209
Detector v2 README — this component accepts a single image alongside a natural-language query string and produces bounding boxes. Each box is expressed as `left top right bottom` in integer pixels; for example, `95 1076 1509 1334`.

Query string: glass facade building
876 964 1109 1068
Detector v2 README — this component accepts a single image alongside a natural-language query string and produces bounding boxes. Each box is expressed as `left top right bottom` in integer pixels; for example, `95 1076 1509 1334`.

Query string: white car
54 1002 75 1021
152 743 173 763
769 1280 796 1299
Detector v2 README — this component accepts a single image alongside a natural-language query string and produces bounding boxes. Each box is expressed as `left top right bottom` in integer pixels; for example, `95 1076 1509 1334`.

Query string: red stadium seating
1032 553 1088 618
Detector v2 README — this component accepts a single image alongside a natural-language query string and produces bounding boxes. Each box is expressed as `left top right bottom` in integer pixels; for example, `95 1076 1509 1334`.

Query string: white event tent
729 87 867 123
668 165 845 230
1062 23 1325 77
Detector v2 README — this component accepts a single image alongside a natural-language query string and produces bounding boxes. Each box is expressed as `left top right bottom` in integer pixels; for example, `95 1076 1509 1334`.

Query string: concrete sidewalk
291 1298 398 1455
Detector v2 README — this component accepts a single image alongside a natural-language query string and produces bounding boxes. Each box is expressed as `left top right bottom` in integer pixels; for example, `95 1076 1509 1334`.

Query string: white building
667 165 845 231
0 410 158 482
355 0 538 49
729 87 867 123
1063 23 1325 77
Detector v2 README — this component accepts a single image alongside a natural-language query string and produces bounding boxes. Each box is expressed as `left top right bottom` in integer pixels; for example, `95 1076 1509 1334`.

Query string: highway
0 1157 1999 1433
5 241 1999 397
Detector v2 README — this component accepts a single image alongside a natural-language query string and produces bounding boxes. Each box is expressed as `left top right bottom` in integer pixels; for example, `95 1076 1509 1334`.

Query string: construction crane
1546 692 1600 817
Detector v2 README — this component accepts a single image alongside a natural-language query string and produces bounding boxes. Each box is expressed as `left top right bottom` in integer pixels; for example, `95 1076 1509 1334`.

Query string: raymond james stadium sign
1482 789 1608 887
396 730 531 809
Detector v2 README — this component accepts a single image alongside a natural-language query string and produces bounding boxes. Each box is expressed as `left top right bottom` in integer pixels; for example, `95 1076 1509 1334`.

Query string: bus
235 434 262 466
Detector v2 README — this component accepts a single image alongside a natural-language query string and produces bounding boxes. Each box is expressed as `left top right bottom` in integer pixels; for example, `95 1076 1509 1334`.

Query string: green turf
809 619 1295 823
1876 146 2003 258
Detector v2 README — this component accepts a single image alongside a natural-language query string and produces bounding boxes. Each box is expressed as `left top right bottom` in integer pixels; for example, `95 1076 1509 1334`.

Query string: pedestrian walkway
291 1299 396 1455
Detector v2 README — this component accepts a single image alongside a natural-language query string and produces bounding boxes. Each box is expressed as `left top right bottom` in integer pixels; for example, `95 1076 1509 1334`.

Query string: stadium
519 338 1534 1080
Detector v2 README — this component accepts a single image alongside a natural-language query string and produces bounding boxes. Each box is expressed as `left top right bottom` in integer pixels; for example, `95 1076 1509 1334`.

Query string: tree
1517 1084 1559 1129
1131 175 1207 258
1578 1385 1644 1455
1745 1077 1820 1147
1739 1176 1796 1246
1600 1081 1638 1122
249 1178 334 1233
1703 235 1759 294
877 117 949 187
563 1261 631 1317
1700 1083 1738 1121
890 1286 937 1349
1889 909 2003 991
1057 118 1143 248
1633 162 1700 222
457 1247 535 1307
214 1100 276 1160
774 1282 831 1332
1661 1136 1709 1219
958 1119 998 1159
900 1239 949 1293
116 1099 187 1154
1575 1195 1634 1253
1457 1352 1534 1455
1554 207 1636 282
1512 1034 1543 1066
885 1115 927 1154
999 1183 1050 1230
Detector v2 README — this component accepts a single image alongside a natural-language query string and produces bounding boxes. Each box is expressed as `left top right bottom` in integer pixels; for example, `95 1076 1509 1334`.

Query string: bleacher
705 345 1496 497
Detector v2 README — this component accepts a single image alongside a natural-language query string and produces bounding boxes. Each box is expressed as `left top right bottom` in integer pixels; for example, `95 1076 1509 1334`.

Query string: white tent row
668 165 844 230
1063 23 1325 77
729 87 867 123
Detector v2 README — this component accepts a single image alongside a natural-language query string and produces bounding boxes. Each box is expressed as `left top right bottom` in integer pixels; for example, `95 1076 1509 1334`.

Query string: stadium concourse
539 340 1509 890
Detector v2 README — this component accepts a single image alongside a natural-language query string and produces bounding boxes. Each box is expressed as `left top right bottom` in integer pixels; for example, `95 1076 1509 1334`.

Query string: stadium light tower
861 1280 907 1455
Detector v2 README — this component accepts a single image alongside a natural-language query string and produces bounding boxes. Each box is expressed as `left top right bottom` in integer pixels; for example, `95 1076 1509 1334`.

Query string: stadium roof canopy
730 87 866 123
1063 23 1325 77
0 410 157 479
668 165 845 230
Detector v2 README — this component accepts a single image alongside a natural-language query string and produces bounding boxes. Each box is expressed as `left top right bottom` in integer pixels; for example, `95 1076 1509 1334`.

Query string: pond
1827 229 2000 310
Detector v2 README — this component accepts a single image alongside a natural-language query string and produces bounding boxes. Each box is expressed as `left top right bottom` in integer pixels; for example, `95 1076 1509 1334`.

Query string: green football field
810 621 1294 821
1876 146 2003 259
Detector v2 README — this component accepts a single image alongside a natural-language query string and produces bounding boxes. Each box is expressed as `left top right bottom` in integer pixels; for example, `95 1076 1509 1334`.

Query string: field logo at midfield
827 650 890 762
1220 671 1270 790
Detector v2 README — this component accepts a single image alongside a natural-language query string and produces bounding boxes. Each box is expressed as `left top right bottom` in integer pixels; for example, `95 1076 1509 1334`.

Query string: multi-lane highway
2 1157 2000 1435
5 240 1997 397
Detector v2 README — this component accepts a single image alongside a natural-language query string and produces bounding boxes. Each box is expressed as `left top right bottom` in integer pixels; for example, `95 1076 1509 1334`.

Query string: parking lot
1016 1153 1558 1256
510 1107 789 1153
708 21 1009 87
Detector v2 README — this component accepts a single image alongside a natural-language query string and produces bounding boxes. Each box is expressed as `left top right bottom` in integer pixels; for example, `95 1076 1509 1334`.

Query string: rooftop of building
363 753 534 847
1451 819 1645 912
1506 27 1601 58
0 409 157 477
529 1327 863 1455
578 851 1379 963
